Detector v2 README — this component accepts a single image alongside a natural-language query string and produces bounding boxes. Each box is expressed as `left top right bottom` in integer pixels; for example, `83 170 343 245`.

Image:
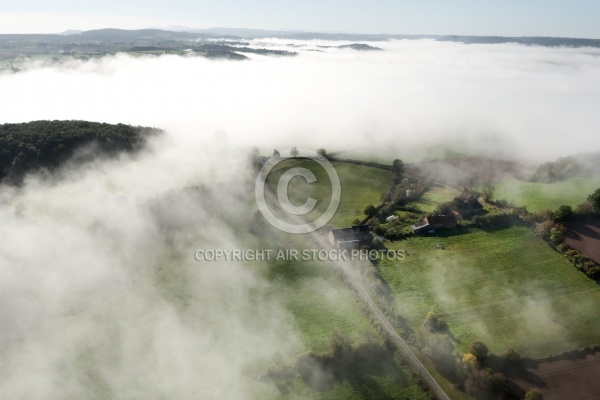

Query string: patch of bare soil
565 219 600 264
515 351 600 400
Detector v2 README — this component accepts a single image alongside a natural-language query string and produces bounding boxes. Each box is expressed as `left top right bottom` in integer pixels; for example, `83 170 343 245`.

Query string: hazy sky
1 0 600 38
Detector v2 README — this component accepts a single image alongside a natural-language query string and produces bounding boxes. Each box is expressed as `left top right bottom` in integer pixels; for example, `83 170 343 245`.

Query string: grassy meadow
259 160 600 397
407 186 459 214
265 159 391 228
380 225 600 357
257 160 432 398
492 176 600 212
252 251 432 399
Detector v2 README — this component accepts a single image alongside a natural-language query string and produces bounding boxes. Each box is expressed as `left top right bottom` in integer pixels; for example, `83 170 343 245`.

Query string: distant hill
74 28 204 42
195 43 297 57
1 28 599 48
437 35 600 48
337 43 383 51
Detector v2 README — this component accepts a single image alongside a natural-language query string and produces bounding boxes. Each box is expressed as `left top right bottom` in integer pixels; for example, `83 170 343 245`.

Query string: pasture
380 226 600 357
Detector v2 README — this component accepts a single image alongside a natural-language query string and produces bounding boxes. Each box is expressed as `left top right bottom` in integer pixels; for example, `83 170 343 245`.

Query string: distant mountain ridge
2 28 600 47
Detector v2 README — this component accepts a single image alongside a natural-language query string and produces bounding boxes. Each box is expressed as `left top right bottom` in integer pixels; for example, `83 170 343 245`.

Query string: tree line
0 120 161 184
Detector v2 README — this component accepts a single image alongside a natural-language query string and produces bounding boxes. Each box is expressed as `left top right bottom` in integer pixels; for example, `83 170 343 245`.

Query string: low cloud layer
1 39 600 398
2 39 600 161
0 137 304 398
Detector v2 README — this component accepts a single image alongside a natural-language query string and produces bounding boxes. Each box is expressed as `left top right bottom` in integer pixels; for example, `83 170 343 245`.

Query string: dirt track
516 352 600 400
565 219 600 264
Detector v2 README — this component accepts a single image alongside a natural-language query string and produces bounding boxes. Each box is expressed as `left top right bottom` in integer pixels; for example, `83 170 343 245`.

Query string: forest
0 120 161 184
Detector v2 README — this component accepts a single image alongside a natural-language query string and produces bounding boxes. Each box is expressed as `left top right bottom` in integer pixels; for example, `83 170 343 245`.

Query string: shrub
534 220 554 241
421 311 449 333
462 353 477 369
468 341 489 363
525 388 544 400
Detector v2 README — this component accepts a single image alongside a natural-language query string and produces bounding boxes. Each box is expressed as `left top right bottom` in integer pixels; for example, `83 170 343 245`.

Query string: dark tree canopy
0 120 161 184
554 205 574 222
589 188 600 213
364 204 377 217
391 159 404 177
468 341 489 362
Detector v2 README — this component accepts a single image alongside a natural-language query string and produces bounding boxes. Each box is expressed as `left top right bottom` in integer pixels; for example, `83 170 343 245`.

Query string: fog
2 39 600 161
1 39 600 398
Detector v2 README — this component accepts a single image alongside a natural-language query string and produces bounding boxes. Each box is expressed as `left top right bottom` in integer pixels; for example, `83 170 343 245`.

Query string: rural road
336 261 452 400
261 166 452 399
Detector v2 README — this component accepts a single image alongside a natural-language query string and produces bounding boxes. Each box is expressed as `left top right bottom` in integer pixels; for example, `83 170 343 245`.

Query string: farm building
452 193 484 217
411 215 457 234
329 225 373 248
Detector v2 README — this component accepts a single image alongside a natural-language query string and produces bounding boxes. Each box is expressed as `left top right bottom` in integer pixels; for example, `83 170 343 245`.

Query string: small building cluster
411 215 458 235
329 225 373 249
451 193 484 217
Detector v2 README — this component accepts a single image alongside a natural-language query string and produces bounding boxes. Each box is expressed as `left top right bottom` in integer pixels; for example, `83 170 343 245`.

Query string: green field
251 249 431 399
266 159 391 228
260 161 600 397
263 262 427 400
409 186 459 214
492 176 600 212
380 226 600 357
258 161 436 398
331 162 391 227
258 258 378 353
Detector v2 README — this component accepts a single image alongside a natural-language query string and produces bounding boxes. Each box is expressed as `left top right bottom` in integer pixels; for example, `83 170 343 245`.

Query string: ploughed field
516 351 600 400
565 218 600 264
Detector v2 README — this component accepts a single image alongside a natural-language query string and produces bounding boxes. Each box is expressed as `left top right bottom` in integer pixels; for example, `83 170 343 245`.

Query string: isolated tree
589 188 600 213
525 388 543 400
317 148 327 157
391 159 404 182
290 147 299 158
468 341 489 363
364 204 377 218
272 149 280 158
